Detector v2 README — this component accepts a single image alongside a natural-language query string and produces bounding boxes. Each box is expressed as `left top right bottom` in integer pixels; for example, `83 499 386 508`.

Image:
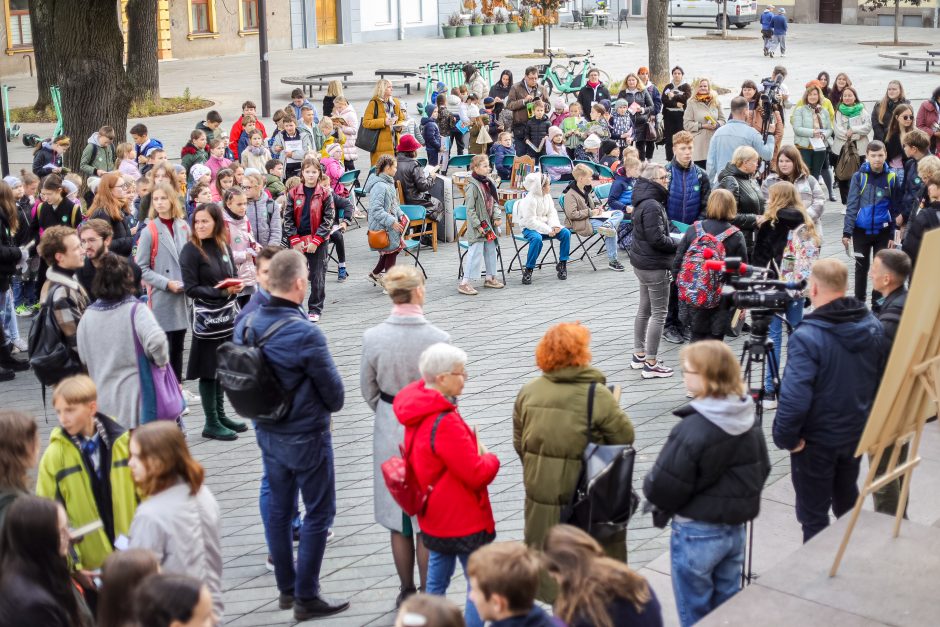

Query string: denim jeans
522 228 571 269
590 209 625 260
670 520 745 627
256 428 336 599
259 469 303 537
632 267 671 361
765 298 805 393
426 550 483 627
790 442 861 543
461 240 498 283
11 275 37 308
0 289 17 345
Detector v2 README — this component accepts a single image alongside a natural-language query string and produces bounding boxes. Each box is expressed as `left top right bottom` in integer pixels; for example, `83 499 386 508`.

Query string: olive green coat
513 365 635 600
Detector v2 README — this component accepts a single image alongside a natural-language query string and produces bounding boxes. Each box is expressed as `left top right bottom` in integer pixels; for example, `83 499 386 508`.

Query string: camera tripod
738 308 791 587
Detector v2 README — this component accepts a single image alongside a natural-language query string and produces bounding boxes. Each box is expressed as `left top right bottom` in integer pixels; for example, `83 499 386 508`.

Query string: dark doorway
820 0 842 24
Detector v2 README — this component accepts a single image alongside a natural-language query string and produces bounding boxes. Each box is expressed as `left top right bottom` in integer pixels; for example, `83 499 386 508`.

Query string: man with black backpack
231 249 349 621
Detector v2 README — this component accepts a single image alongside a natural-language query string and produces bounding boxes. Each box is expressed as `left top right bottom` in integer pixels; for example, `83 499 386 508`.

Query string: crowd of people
0 54 937 627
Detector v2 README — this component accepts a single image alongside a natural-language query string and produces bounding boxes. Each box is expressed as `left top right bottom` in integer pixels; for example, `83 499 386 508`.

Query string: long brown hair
148 182 185 220
542 525 652 627
189 202 229 259
886 103 915 145
131 421 205 497
773 145 810 183
214 167 235 200
97 549 160 627
0 411 37 492
0 180 18 235
89 172 129 221
878 80 906 125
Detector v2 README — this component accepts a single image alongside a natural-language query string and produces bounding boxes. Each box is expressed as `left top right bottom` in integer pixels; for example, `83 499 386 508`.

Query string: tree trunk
647 0 670 88
894 0 900 44
542 23 549 54
722 0 728 37
126 0 161 103
55 0 132 171
28 0 58 111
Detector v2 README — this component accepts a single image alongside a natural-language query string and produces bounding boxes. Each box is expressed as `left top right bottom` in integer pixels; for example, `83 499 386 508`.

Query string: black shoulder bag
355 99 382 153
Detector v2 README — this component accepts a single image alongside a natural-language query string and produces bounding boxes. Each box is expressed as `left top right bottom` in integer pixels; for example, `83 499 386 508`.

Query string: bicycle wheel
596 69 612 85
551 65 571 83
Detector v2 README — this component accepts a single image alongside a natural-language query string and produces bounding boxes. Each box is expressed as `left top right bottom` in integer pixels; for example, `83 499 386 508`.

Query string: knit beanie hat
190 164 212 182
425 104 437 118
2 175 21 188
584 134 602 150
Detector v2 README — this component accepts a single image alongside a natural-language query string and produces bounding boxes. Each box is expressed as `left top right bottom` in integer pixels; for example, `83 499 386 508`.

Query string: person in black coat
672 189 748 342
576 69 611 121
180 202 246 441
617 74 655 160
662 67 692 163
0 185 29 380
85 173 137 257
644 340 770 627
31 136 70 180
717 147 765 254
901 196 940 269
629 165 677 378
488 70 514 104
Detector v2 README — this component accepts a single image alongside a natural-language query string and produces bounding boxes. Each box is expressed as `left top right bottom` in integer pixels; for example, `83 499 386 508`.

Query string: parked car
668 0 758 29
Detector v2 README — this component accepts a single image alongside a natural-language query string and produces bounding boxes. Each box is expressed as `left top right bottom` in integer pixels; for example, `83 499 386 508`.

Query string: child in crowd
284 175 301 190
187 183 212 221
241 129 272 173
196 109 223 143
610 99 635 150
431 81 448 106
524 101 551 158
331 96 359 170
205 138 232 182
289 88 318 124
550 98 569 128
297 106 323 152
399 105 421 144
600 140 623 170
318 117 345 159
323 80 344 118
900 129 930 227
580 134 603 164
189 163 212 191
129 123 163 166
544 126 572 181
5 176 38 316
284 158 334 321
181 130 209 183
609 154 641 216
564 163 625 271
221 186 258 305
133 176 150 217
139 148 166 179
264 159 287 198
468 106 493 156
212 168 235 203
562 102 586 158
267 108 287 151
62 174 82 205
467 543 556 627
115 142 140 182
232 164 246 188
490 132 516 181
236 115 258 158
585 103 612 142
436 94 457 156
458 154 504 295
318 161 351 283
422 105 442 167
37 375 137 570
229 100 268 159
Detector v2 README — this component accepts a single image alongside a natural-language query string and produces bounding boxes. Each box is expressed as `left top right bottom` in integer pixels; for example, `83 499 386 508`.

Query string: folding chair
594 183 612 201
539 155 574 185
505 201 559 274
337 169 362 228
399 205 429 278
574 160 600 176
454 205 506 285
352 167 375 214
557 195 598 271
596 164 615 179
401 197 438 252
416 157 428 168
446 154 473 173
672 220 690 233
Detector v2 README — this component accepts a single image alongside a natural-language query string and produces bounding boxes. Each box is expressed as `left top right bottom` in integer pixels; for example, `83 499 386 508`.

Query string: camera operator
772 259 888 543
706 97 776 185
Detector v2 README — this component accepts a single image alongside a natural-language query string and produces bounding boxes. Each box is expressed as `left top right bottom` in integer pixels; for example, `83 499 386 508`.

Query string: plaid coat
39 268 90 356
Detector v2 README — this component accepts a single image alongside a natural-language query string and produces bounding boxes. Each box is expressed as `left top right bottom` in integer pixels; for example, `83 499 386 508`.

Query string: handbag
560 382 640 542
191 298 240 339
355 100 382 153
367 229 391 250
131 303 185 423
382 411 448 516
835 141 860 181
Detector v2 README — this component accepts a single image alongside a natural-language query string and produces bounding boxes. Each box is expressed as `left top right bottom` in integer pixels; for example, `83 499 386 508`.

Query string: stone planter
506 22 519 33
482 23 494 35
442 25 456 39
520 24 532 32
469 23 483 36
494 23 507 34
456 25 470 37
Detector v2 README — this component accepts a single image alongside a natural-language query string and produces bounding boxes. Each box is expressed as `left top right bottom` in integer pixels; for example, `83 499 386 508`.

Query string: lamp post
259 0 271 117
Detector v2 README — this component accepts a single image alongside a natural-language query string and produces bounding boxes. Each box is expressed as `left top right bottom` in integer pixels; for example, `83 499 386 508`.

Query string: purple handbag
131 302 186 423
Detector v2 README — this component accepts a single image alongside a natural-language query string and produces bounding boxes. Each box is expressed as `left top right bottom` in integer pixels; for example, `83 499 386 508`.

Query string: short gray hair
267 249 308 294
419 343 467 383
639 161 665 180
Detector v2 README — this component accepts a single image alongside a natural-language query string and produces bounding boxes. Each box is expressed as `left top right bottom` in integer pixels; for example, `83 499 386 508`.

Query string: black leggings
372 251 400 275
851 229 890 303
636 140 655 161
166 329 186 382
330 229 346 263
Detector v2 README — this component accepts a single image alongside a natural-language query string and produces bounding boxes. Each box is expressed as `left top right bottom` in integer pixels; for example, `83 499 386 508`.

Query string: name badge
876 189 883 199
694 185 700 192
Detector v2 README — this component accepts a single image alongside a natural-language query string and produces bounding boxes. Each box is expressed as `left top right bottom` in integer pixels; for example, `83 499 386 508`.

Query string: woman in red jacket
393 342 499 627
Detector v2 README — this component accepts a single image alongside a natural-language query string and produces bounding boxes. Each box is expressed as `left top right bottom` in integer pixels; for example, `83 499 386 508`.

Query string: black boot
0 364 13 382
0 327 29 373
216 383 247 433
521 268 533 285
556 261 568 280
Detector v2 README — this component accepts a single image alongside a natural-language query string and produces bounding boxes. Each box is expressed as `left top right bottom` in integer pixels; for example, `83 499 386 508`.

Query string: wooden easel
829 229 940 576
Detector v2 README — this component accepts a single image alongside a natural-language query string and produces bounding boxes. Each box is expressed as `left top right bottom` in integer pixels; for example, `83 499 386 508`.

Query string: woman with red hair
87 171 136 256
513 322 635 601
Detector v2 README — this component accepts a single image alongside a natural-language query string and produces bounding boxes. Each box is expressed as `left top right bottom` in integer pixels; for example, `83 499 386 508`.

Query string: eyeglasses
900 115 913 120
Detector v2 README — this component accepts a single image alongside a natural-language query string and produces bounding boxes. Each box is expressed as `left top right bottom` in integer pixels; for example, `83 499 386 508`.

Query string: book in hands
69 519 104 541
525 137 547 154
215 278 244 290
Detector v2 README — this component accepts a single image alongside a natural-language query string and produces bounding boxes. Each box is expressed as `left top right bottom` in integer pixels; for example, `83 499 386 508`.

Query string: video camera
758 75 784 143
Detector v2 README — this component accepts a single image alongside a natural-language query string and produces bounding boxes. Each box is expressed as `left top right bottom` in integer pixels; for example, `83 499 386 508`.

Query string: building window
6 0 32 51
241 0 258 31
186 0 218 38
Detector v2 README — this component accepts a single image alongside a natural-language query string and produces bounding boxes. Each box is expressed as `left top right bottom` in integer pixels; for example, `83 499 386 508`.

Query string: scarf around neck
839 102 864 118
472 172 498 205
392 303 423 317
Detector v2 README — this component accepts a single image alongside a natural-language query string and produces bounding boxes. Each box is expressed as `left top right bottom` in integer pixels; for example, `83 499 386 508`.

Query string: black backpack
28 287 83 386
561 382 640 542
216 313 300 424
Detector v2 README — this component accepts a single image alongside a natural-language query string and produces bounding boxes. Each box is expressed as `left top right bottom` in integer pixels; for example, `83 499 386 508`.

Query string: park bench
280 71 353 96
877 51 940 72
374 69 426 95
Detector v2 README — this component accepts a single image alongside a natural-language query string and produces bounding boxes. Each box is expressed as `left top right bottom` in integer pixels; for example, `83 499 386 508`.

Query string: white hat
190 164 212 182
584 134 602 150
62 179 79 196
2 175 21 188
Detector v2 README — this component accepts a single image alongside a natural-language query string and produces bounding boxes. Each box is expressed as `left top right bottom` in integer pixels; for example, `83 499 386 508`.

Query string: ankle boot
556 260 568 280
215 383 247 432
0 328 29 372
199 379 237 441
0 364 13 382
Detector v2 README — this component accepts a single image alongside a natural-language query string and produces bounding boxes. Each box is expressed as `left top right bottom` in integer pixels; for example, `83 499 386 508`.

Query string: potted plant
456 13 470 37
469 11 483 36
443 12 461 38
494 12 507 34
482 14 495 35
518 6 533 32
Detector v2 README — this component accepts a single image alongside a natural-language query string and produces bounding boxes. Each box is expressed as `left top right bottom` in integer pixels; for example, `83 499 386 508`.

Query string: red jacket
284 183 334 249
229 119 268 159
916 100 940 156
394 380 499 539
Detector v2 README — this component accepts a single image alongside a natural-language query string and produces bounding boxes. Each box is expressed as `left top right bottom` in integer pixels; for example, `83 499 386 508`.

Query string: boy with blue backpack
843 140 902 303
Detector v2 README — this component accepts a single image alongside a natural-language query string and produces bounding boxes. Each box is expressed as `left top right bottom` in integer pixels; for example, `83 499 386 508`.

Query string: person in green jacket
79 126 117 178
458 154 504 295
264 159 287 199
181 129 210 183
36 374 138 571
513 322 635 602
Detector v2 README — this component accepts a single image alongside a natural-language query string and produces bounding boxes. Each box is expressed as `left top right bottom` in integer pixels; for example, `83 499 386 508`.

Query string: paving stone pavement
2 190 856 626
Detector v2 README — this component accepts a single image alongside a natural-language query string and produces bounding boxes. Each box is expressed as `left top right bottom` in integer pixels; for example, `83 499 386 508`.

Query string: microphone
704 259 754 275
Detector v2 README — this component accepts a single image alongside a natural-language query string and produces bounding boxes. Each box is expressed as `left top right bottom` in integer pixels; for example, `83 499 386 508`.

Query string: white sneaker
183 389 201 404
11 338 27 353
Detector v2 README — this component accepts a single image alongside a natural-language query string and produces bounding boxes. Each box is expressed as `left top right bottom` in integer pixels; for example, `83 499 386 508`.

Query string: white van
668 0 759 29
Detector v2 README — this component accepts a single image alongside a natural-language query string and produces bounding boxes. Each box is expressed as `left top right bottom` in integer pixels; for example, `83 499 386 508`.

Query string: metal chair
618 9 630 28
557 195 599 271
505 199 559 274
454 205 506 285
338 169 362 228
446 154 473 172
539 155 574 184
574 160 601 177
594 183 612 201
417 157 428 168
401 199 438 252
596 163 615 179
352 167 375 214
399 205 430 278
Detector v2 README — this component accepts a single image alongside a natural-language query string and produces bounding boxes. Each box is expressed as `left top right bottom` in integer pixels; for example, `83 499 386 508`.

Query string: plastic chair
671 220 690 234
574 160 601 176
539 155 574 183
401 201 438 252
353 167 376 213
447 154 473 171
338 169 362 228
417 157 428 168
594 183 612 200
505 200 559 274
454 205 506 285
557 194 599 272
399 205 430 278
596 164 615 179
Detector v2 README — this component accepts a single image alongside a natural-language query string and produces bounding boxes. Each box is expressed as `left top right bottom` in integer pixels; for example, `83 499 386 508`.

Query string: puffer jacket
844 162 901 236
608 168 637 214
773 297 887 450
515 173 560 235
644 397 770 525
366 173 405 252
761 173 825 223
32 142 62 178
245 195 282 248
223 210 257 288
181 141 209 180
333 104 360 162
394 379 500 540
791 104 833 151
629 177 677 270
915 99 940 155
79 132 117 178
0 211 23 291
87 207 134 257
666 159 710 225
902 200 940 268
717 163 764 245
394 156 433 205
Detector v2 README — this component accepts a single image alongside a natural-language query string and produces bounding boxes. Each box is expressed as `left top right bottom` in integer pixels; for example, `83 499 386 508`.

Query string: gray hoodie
690 395 755 436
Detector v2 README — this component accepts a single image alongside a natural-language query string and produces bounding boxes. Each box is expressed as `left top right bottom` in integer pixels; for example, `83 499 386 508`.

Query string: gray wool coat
135 217 191 332
361 312 449 532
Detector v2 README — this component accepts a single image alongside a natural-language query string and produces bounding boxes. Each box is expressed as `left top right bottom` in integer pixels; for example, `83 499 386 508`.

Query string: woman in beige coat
683 78 726 169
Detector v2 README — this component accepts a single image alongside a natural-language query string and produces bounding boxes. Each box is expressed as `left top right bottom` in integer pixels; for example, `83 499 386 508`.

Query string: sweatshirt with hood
79 132 117 178
643 394 770 526
773 297 888 451
515 173 561 235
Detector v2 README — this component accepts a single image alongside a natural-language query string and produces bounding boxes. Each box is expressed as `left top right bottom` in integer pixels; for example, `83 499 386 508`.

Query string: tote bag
355 100 382 153
131 303 185 423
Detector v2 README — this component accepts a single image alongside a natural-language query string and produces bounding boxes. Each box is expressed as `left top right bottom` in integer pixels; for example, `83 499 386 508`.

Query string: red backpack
381 411 448 516
677 221 739 309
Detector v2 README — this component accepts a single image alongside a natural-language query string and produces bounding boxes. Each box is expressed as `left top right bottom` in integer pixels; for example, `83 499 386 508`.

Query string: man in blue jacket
770 7 788 58
663 131 710 344
234 249 349 620
842 141 902 303
773 259 887 543
760 6 775 56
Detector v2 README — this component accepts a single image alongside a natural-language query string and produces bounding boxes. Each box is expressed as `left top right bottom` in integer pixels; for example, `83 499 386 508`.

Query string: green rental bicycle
539 50 611 99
